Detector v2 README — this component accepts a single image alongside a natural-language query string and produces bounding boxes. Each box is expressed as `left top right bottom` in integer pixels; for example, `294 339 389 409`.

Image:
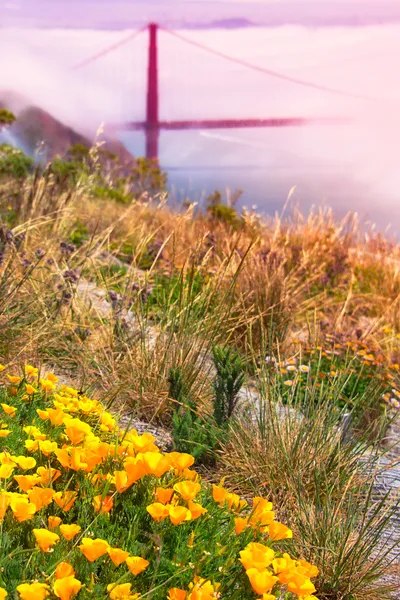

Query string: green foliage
46 155 88 186
127 156 168 197
206 190 242 229
212 345 246 426
0 145 34 179
92 185 133 204
0 109 16 127
68 219 89 248
170 367 220 464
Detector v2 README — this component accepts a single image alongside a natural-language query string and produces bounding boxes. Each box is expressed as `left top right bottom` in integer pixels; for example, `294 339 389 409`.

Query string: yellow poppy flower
40 379 56 393
13 456 36 470
0 464 14 479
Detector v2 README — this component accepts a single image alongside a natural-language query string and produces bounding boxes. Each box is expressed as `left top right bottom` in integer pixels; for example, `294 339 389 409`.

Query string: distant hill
2 0 400 29
0 90 135 165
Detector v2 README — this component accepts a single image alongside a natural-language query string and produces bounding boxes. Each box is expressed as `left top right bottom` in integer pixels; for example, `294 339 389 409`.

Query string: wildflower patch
0 364 319 599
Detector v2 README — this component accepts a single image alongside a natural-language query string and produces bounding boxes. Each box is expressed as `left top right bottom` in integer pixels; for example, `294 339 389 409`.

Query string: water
2 22 400 233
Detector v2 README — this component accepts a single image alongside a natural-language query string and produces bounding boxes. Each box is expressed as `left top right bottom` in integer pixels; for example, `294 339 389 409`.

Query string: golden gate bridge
71 23 375 161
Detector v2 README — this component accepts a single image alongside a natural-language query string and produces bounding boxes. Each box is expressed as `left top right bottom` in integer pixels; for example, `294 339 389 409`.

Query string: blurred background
1 0 400 233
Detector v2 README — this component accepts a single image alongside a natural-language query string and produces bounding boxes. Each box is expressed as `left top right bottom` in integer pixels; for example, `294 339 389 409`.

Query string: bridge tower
146 22 159 160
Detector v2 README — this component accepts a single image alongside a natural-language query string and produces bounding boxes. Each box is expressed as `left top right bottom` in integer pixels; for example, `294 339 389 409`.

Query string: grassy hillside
0 132 399 599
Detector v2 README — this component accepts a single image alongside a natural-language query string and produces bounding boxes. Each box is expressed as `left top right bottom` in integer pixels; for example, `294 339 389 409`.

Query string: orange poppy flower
245 569 278 595
16 583 50 600
154 487 174 505
28 487 55 511
108 547 130 566
14 475 41 492
168 589 187 600
107 583 140 600
1 403 16 417
79 538 110 562
33 528 60 552
53 491 78 512
93 495 114 514
234 517 248 534
25 384 37 395
53 576 82 600
123 458 146 485
0 492 10 520
48 516 62 530
63 418 92 445
146 502 169 521
187 501 207 520
59 524 81 541
167 452 195 471
55 562 75 579
168 506 191 526
37 466 61 486
173 481 201 502
10 496 37 522
126 556 149 576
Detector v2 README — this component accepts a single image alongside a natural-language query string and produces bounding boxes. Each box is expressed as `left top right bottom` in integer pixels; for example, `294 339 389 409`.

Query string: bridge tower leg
146 22 159 161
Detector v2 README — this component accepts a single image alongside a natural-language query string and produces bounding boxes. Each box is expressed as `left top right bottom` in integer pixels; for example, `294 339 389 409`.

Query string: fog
2 23 400 230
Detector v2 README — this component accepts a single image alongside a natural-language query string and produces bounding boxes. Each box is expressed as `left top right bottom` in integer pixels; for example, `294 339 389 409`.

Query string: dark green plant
212 345 246 426
169 366 220 464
